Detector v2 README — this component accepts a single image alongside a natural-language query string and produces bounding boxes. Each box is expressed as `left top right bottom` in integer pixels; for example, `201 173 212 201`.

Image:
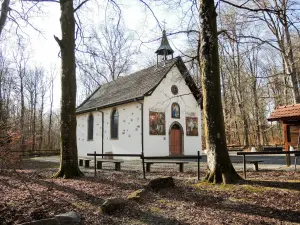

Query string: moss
150 206 161 213
241 185 270 193
193 181 214 189
287 180 300 183
127 219 148 225
71 201 94 210
194 181 236 191
228 197 246 203
127 189 145 201
217 184 235 191
157 199 166 204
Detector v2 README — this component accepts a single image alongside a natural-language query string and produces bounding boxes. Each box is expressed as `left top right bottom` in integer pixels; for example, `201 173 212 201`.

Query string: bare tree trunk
53 0 82 178
199 0 241 184
0 0 10 37
235 42 249 147
48 76 54 149
20 71 25 148
253 83 261 147
38 91 45 150
31 83 37 152
282 0 300 103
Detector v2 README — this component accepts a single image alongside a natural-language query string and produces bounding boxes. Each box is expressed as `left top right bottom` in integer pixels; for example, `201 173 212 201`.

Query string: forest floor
0 158 300 225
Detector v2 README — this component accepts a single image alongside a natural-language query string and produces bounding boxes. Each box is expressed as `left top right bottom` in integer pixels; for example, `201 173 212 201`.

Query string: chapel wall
143 66 202 156
76 102 143 158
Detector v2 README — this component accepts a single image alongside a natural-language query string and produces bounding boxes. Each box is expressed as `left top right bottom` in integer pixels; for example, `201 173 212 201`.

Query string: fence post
197 151 200 181
94 151 97 177
141 152 146 179
243 154 246 179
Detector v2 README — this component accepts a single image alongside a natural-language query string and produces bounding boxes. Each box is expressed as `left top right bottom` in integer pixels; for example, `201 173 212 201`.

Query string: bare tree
200 0 241 183
77 19 136 97
252 0 300 103
52 0 83 178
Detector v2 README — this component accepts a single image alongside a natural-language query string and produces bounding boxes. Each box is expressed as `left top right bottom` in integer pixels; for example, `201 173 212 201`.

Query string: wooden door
170 124 182 155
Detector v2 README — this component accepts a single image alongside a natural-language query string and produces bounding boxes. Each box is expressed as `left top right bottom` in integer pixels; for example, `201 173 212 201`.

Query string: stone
18 212 83 225
127 189 145 201
55 211 83 225
101 198 127 214
146 177 175 191
19 218 58 225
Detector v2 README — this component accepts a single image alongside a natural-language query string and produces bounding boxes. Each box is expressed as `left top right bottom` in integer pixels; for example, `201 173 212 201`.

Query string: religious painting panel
149 111 166 135
186 117 198 136
171 103 180 119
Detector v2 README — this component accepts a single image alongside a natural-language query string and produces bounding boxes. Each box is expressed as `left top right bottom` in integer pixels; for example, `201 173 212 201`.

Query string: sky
12 1 196 110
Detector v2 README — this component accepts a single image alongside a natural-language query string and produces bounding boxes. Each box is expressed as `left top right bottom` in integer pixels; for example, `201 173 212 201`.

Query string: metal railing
237 151 300 178
5 149 60 157
87 151 202 180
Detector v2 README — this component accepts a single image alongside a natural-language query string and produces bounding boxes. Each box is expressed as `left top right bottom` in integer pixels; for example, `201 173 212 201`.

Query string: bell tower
155 30 174 65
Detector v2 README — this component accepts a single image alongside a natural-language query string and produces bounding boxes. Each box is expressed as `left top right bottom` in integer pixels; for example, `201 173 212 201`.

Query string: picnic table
237 151 300 178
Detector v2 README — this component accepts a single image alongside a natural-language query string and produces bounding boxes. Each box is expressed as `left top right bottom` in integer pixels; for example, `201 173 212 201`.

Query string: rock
101 198 127 214
146 177 175 191
18 211 83 225
127 189 145 201
55 211 83 225
18 218 58 225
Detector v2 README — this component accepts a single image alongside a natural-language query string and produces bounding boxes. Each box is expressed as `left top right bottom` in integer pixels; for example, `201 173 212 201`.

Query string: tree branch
74 0 89 12
54 35 63 48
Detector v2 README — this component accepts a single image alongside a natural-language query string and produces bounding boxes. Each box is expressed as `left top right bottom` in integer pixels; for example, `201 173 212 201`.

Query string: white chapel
76 31 202 158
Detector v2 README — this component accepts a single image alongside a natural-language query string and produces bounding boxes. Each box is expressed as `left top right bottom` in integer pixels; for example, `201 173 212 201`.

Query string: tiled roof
268 104 300 121
76 57 201 114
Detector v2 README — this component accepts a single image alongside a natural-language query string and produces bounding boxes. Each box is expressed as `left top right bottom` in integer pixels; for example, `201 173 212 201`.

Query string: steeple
155 30 174 63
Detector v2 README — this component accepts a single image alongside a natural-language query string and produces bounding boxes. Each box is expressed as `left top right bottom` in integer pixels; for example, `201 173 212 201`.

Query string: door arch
169 122 184 155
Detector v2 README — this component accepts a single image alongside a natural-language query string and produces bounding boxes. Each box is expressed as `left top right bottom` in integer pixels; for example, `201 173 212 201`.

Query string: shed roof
267 104 300 121
76 57 201 114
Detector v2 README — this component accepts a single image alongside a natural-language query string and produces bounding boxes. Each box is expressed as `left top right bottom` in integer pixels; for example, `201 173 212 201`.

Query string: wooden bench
96 159 124 171
144 160 189 173
263 147 282 152
232 160 264 171
79 158 92 168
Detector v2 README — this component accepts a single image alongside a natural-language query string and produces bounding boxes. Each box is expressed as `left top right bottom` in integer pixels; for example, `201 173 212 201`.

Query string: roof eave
267 116 300 122
76 96 144 115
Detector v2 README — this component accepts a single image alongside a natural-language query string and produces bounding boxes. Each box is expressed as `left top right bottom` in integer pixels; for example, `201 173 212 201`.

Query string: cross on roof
161 20 167 31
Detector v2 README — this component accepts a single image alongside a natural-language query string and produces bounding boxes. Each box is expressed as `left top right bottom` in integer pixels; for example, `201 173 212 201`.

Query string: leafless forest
0 0 299 152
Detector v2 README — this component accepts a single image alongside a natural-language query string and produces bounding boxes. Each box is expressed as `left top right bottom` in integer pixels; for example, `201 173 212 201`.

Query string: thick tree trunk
53 0 82 178
199 0 241 184
0 0 9 37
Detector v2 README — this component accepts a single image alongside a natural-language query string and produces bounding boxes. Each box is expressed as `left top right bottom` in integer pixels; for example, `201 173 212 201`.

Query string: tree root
204 167 242 184
52 164 84 179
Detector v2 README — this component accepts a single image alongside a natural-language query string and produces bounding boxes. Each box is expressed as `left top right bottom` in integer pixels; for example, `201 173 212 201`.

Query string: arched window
111 109 119 139
171 103 180 119
87 113 94 140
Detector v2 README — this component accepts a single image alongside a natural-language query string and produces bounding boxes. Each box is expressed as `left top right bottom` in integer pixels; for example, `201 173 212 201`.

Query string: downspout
136 101 144 155
97 109 104 158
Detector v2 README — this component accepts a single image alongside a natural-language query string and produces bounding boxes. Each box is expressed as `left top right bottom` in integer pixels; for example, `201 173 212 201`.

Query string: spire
155 30 174 61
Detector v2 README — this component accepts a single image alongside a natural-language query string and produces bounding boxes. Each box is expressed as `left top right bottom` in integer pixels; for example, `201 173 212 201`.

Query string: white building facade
76 32 202 158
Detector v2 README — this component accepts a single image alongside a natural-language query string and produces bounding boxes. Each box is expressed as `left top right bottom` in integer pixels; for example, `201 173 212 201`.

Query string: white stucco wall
76 64 202 158
77 102 143 158
143 66 202 156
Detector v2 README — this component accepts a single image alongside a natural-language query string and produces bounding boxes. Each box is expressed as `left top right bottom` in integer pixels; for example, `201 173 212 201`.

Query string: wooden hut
268 104 300 151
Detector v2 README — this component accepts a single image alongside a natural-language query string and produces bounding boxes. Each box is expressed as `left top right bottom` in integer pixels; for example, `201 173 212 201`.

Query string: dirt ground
0 158 300 225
